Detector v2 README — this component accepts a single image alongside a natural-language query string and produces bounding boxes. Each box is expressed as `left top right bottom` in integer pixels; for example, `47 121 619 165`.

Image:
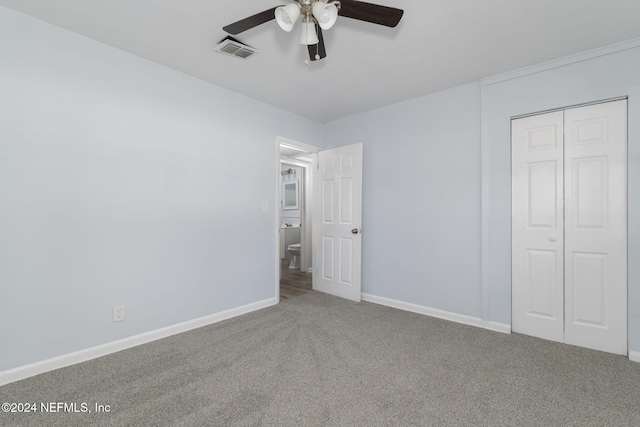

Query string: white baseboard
0 297 278 386
361 293 511 334
630 351 640 363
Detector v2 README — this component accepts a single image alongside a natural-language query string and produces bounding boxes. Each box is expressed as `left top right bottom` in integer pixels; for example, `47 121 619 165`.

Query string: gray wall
323 83 483 317
3 5 640 374
482 40 640 351
0 7 322 371
322 40 640 354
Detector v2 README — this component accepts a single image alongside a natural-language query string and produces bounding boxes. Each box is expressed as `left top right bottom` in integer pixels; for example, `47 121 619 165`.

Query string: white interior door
313 143 363 302
512 111 565 343
511 100 627 355
563 100 627 354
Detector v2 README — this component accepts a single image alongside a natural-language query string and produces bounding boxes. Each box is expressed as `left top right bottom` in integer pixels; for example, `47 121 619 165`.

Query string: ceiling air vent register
215 36 258 59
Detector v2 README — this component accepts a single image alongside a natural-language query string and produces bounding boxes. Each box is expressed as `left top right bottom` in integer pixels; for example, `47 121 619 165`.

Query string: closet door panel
564 100 627 355
511 111 564 342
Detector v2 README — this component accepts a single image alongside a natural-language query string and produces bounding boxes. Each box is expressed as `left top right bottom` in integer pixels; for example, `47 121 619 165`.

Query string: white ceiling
2 0 640 123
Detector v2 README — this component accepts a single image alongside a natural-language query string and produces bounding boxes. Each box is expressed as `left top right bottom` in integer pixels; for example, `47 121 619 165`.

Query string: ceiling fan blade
223 7 279 35
308 26 327 61
338 0 404 27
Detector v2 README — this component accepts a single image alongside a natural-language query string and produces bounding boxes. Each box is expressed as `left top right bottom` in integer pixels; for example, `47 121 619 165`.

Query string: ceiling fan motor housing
293 1 341 24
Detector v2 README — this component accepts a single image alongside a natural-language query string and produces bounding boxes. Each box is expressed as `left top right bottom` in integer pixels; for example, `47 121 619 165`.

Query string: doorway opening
277 138 318 301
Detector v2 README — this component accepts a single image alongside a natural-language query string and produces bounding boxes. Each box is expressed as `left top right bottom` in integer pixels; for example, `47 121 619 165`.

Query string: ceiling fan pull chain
315 21 321 60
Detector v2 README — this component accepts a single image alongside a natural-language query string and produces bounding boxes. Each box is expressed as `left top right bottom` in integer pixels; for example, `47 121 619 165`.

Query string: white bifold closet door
512 100 627 355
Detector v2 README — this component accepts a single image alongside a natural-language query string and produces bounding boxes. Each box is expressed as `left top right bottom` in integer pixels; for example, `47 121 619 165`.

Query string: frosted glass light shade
275 3 301 32
312 1 338 30
299 21 319 45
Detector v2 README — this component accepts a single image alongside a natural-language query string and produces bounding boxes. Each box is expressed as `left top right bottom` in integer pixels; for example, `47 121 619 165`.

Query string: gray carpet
1 292 639 426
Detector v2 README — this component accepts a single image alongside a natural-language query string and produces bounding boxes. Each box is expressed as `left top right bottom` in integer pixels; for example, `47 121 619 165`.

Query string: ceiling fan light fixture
312 1 339 30
275 3 301 32
299 20 319 45
223 0 404 61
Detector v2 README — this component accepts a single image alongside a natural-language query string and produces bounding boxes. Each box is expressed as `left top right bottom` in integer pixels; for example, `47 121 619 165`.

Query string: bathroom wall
280 165 303 223
279 156 314 272
280 164 302 265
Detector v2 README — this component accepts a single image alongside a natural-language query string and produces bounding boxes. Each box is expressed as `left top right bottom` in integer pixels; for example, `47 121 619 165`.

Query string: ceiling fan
222 0 404 61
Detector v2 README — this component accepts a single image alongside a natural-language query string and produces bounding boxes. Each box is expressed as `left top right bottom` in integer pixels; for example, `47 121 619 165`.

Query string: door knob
351 228 361 235
549 237 557 242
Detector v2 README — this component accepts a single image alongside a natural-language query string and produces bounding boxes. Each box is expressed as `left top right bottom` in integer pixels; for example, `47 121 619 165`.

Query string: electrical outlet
113 304 125 322
261 201 269 212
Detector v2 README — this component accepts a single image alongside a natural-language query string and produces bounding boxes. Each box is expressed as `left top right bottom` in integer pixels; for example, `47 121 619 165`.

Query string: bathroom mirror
283 181 299 210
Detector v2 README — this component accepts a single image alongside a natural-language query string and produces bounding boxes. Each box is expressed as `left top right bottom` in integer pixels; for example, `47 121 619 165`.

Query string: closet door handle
549 237 557 242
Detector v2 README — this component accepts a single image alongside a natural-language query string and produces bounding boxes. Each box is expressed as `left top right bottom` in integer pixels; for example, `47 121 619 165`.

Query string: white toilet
287 243 301 269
